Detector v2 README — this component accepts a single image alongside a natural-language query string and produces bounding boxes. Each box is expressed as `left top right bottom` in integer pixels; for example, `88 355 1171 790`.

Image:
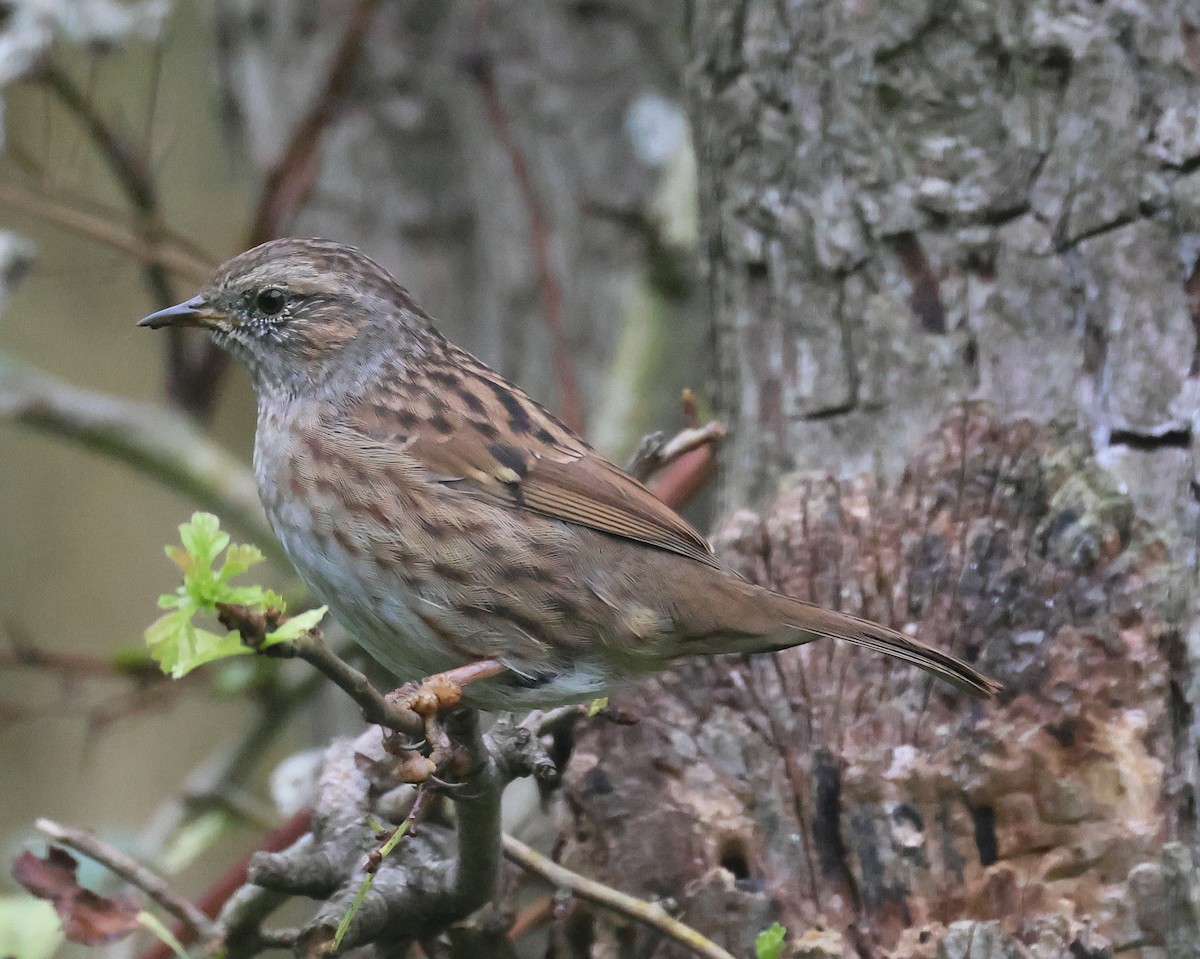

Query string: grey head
139 238 436 396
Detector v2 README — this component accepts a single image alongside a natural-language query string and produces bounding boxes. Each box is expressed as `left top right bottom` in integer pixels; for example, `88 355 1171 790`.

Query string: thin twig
36 818 219 946
0 181 213 283
468 1 584 432
39 63 160 216
215 605 425 740
624 422 726 481
137 810 314 959
647 445 719 512
501 834 737 959
0 358 282 565
1 632 159 680
333 785 432 949
246 0 382 245
37 62 233 416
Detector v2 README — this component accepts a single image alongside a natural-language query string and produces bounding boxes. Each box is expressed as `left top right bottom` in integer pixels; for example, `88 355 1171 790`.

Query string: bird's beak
138 295 214 329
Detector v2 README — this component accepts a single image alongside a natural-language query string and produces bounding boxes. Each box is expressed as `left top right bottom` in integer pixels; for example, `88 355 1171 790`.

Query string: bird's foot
382 659 506 782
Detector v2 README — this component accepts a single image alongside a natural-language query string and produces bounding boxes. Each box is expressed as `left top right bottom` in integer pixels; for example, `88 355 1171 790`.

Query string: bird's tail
767 594 1001 699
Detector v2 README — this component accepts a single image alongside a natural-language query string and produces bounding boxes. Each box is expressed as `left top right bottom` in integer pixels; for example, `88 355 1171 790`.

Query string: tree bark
558 2 1200 957
692 0 1200 529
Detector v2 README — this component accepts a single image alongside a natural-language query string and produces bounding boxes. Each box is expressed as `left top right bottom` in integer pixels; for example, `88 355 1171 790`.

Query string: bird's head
140 238 431 395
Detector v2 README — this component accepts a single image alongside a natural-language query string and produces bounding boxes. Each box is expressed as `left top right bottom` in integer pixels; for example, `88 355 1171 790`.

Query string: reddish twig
648 445 719 511
246 0 382 245
507 893 556 940
467 2 584 432
626 416 725 512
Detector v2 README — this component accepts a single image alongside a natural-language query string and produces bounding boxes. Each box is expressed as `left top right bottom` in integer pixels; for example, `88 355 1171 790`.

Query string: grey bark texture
550 1 1200 957
692 0 1200 527
214 0 1200 957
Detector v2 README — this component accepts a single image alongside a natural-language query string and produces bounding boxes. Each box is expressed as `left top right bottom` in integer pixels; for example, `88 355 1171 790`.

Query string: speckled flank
189 238 997 707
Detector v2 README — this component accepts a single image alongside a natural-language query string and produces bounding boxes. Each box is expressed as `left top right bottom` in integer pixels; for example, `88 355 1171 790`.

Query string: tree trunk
559 3 1200 958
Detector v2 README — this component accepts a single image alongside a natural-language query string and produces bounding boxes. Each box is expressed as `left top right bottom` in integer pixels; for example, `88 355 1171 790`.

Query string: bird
140 238 999 711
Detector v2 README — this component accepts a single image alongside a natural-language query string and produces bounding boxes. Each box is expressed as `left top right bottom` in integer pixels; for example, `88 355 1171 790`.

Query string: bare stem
35 818 219 946
0 358 282 564
279 629 425 740
247 0 383 245
0 181 213 283
502 834 737 959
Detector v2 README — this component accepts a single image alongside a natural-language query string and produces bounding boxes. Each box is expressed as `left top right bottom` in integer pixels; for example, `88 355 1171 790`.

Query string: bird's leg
383 659 508 780
386 658 508 717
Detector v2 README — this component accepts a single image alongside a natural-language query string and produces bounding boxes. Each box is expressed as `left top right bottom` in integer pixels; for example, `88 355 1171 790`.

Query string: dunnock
141 238 999 709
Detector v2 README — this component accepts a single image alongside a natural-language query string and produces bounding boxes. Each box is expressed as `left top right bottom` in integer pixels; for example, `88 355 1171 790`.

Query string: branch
35 818 218 947
199 622 560 952
467 5 584 432
246 0 382 245
625 420 725 510
216 605 424 741
39 63 161 218
36 60 231 416
502 834 737 959
0 181 212 284
138 810 313 959
1 630 159 681
0 358 283 565
241 716 514 953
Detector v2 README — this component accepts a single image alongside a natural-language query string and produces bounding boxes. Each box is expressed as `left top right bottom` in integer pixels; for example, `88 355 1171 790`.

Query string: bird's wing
340 357 721 569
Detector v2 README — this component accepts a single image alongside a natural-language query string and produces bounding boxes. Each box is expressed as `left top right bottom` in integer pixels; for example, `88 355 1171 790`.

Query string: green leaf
586 697 609 717
146 612 251 679
262 589 287 610
149 513 295 678
178 512 228 569
222 584 271 607
137 911 189 959
755 922 787 959
264 606 328 645
218 543 265 582
164 544 194 575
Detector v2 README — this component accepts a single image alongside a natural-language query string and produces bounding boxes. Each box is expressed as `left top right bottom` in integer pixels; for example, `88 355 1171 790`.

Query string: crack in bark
1108 428 1193 451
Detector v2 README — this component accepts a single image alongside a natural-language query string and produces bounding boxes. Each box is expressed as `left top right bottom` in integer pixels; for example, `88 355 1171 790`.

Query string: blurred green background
0 0 284 902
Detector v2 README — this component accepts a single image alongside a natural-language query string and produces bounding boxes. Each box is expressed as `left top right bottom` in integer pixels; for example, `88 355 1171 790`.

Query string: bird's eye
255 288 287 316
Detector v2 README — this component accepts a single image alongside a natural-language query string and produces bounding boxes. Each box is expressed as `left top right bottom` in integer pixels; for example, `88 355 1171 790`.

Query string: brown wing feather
341 352 721 568
513 451 718 566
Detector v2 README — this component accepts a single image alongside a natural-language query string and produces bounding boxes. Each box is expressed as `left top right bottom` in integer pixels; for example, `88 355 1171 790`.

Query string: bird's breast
252 399 457 679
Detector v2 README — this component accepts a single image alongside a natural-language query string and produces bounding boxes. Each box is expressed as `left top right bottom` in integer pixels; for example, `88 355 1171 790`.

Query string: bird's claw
381 673 469 782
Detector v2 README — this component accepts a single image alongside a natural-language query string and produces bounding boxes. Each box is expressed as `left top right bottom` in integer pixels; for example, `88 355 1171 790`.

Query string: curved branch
0 181 213 284
35 818 219 947
37 61 230 417
0 357 282 565
502 834 738 959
